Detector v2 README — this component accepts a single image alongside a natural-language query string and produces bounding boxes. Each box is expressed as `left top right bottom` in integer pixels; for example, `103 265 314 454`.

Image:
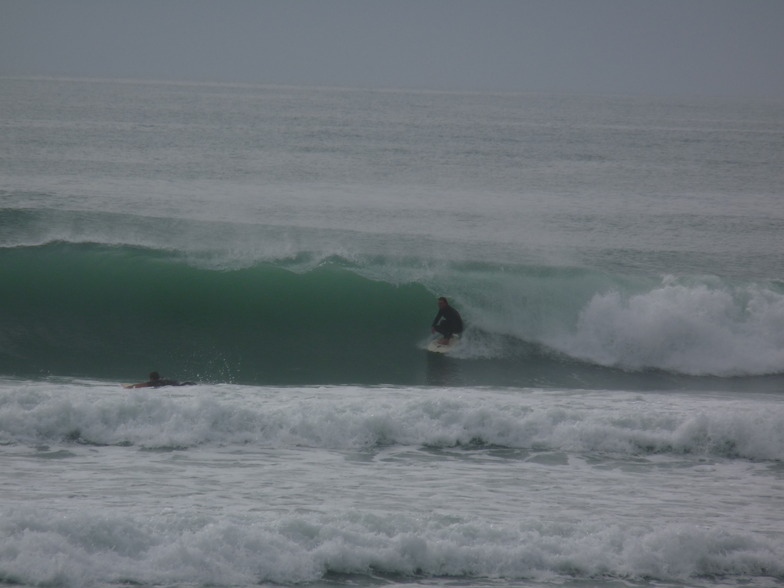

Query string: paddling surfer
125 371 194 389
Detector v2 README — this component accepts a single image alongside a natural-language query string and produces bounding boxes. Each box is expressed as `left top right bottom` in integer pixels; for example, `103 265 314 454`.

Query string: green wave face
0 243 435 384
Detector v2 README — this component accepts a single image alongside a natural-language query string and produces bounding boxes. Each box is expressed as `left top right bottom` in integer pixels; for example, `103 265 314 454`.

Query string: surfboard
427 334 460 353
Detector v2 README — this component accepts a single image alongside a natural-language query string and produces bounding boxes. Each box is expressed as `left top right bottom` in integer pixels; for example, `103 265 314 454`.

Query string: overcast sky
2 0 783 98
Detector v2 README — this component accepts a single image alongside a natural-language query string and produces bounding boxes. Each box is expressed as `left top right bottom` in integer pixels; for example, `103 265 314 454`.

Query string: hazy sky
2 0 783 98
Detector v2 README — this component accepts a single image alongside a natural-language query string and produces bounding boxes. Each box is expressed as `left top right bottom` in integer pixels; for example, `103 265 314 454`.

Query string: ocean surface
1 77 783 588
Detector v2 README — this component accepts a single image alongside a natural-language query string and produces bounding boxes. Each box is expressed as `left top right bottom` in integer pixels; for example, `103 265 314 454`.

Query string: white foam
551 276 784 376
2 380 783 587
1 507 781 587
2 381 783 460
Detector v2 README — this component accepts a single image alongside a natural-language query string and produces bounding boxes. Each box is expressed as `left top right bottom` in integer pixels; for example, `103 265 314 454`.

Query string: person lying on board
431 296 464 345
124 371 195 389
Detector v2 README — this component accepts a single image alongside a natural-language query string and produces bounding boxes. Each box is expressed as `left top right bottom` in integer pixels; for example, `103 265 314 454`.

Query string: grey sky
2 0 783 98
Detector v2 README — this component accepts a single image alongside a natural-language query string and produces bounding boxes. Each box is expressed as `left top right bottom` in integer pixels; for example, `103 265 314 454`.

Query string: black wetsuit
432 305 464 338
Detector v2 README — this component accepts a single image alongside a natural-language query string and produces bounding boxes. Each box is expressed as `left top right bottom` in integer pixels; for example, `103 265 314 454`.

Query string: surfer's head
149 371 161 381
437 297 448 307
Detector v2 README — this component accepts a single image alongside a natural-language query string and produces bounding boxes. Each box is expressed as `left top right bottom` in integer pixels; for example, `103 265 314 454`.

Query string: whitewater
1 77 783 587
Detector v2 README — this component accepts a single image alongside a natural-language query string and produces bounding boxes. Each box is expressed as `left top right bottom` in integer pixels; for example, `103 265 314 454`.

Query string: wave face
2 217 784 388
0 241 433 385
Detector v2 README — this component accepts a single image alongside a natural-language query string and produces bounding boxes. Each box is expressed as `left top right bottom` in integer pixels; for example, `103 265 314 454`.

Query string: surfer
431 296 464 345
124 371 194 389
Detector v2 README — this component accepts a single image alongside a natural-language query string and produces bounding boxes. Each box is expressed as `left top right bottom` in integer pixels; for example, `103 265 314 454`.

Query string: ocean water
1 77 783 587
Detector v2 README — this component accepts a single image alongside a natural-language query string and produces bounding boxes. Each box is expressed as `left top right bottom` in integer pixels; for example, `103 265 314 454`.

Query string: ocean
1 77 783 588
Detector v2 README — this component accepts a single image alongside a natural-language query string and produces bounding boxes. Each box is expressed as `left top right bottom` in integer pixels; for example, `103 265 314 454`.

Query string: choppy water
1 77 783 587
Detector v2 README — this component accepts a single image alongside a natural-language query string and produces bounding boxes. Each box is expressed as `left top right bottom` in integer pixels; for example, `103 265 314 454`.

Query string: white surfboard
427 334 460 354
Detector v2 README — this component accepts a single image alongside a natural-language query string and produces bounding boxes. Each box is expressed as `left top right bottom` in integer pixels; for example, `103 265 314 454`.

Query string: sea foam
551 276 784 376
2 381 783 461
1 506 782 587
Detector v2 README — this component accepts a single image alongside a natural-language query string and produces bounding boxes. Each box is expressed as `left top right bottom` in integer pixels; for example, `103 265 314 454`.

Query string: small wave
2 383 782 461
1 506 782 586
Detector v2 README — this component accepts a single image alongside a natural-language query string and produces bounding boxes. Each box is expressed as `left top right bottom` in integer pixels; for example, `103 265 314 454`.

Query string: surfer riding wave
431 296 464 345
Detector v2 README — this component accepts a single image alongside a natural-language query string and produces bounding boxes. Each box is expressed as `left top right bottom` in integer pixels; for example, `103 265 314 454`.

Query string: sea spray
552 275 784 376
